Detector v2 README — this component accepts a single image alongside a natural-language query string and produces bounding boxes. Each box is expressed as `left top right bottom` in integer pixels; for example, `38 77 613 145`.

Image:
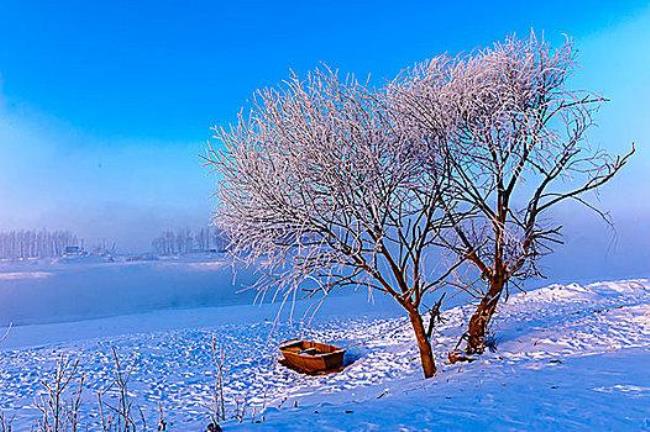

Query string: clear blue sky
0 1 648 268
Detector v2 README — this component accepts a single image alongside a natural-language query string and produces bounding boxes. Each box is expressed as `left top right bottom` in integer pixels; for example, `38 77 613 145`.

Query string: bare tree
0 229 81 260
151 227 226 256
0 324 11 345
0 411 13 432
207 68 463 378
0 326 14 432
97 347 139 432
206 336 226 427
33 355 85 432
389 33 634 354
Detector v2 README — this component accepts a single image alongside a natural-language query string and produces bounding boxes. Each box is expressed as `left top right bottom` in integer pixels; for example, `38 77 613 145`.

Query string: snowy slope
244 348 650 431
0 279 649 430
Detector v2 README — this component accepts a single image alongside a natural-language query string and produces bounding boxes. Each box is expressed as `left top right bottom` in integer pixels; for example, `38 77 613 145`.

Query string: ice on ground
0 271 52 281
0 278 649 430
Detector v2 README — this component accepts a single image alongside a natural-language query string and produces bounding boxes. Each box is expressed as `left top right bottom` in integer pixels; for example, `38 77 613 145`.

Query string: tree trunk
407 308 437 378
466 277 505 354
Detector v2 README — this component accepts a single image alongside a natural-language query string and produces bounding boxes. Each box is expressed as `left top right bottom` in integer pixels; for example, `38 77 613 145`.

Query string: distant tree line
151 227 227 256
0 229 81 259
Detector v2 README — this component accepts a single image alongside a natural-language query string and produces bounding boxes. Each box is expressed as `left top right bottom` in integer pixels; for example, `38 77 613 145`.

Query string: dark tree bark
466 277 505 354
408 307 437 378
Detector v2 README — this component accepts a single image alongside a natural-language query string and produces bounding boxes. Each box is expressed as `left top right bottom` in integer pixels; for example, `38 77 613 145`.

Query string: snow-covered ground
1 274 649 430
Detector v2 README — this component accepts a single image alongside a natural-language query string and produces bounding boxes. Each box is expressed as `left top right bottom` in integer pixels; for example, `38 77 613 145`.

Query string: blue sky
0 1 648 266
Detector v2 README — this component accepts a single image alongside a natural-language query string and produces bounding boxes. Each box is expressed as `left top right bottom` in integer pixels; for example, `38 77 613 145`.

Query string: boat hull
279 340 345 373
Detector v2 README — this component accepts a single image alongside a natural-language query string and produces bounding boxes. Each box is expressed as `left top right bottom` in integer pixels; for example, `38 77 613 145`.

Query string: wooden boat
279 339 345 374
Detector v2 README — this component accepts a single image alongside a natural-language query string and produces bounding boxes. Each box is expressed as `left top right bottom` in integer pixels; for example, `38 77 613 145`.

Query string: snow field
0 279 648 430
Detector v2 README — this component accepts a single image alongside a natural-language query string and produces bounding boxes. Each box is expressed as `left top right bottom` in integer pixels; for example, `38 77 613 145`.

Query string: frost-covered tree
389 33 634 354
207 69 462 378
0 229 80 260
151 227 226 256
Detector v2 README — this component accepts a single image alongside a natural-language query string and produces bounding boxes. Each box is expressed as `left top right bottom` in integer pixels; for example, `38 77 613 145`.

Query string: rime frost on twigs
208 68 460 302
388 32 634 353
206 32 633 371
206 67 463 378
